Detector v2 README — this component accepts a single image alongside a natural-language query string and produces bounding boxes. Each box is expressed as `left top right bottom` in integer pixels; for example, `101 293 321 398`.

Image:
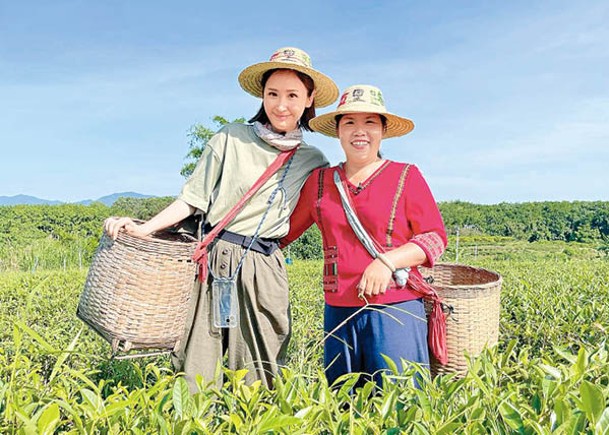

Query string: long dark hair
248 69 316 131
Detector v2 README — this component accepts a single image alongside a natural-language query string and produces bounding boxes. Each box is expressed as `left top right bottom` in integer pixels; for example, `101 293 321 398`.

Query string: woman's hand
104 217 151 240
357 258 393 298
103 200 196 241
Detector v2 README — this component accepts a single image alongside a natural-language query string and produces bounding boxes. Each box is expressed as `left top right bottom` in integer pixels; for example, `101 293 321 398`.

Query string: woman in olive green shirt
105 47 338 390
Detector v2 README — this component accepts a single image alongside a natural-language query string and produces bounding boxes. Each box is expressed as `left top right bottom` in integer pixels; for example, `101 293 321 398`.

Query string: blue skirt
324 298 429 388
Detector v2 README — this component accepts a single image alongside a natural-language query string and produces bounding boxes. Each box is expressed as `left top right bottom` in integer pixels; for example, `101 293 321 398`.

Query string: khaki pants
172 239 291 391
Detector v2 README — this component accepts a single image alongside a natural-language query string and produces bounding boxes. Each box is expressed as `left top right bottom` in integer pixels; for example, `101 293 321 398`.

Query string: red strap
192 147 298 281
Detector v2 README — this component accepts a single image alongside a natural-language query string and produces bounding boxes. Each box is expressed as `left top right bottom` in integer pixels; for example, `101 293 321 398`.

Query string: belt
203 224 279 256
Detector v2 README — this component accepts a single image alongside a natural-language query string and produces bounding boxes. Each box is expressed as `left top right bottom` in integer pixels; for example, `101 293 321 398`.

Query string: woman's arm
104 199 196 240
279 171 317 248
358 165 446 297
104 128 228 240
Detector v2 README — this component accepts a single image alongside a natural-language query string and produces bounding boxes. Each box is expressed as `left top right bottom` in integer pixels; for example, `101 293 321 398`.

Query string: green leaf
542 377 558 402
436 422 464 435
500 339 518 365
554 346 577 364
294 406 314 419
54 399 84 433
103 400 131 419
381 353 399 375
468 369 491 397
554 399 569 427
538 363 562 380
14 409 38 434
14 321 56 352
68 369 102 393
173 420 192 435
469 405 486 421
259 415 302 432
572 346 588 379
49 327 82 383
335 373 359 400
231 368 249 384
499 398 524 431
229 413 243 430
380 390 397 422
415 389 432 420
531 392 542 413
580 380 605 424
558 410 586 434
172 377 191 419
596 407 609 435
37 403 61 435
359 380 376 406
434 407 468 435
80 388 103 414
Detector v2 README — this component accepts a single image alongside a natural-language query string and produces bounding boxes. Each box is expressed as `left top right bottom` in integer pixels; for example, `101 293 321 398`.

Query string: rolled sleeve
410 232 446 267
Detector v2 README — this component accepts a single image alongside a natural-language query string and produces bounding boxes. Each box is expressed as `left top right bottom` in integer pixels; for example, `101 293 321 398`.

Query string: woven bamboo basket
420 263 502 377
77 227 198 355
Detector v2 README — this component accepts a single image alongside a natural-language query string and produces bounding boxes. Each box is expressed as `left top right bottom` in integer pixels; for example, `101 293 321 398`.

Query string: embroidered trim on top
323 246 339 293
412 232 446 264
346 160 391 195
316 168 327 240
386 164 411 247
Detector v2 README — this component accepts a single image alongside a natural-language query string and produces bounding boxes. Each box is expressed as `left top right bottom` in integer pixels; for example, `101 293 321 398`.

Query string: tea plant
1 252 609 432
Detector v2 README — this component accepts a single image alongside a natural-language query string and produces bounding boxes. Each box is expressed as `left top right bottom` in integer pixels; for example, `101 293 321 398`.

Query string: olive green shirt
179 123 328 239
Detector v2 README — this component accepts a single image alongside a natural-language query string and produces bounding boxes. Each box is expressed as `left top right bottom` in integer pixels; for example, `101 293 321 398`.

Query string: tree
180 115 246 178
111 196 174 220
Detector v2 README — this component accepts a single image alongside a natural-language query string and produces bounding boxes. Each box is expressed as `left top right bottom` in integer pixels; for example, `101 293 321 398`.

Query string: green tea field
1 239 609 433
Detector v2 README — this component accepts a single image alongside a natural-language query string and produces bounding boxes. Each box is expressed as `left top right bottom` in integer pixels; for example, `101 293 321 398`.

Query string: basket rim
107 227 198 248
421 262 503 289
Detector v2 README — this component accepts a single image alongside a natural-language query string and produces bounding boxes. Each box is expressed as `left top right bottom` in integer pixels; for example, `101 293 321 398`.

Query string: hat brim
238 61 338 108
310 108 415 138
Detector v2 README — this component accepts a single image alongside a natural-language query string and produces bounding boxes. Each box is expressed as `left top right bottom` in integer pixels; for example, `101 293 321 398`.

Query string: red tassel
428 300 448 365
408 274 449 365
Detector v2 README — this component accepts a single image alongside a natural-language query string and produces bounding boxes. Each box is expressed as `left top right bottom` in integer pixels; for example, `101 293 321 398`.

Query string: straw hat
310 84 415 138
238 47 338 108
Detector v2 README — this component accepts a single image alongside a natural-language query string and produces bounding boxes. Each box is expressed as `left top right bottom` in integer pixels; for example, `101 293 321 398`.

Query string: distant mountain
0 192 156 207
77 192 156 206
0 194 62 206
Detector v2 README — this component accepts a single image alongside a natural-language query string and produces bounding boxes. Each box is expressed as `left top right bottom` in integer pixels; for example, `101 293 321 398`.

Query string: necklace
342 160 390 195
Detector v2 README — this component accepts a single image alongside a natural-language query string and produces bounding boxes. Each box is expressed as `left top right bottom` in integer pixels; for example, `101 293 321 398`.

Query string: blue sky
1 1 607 204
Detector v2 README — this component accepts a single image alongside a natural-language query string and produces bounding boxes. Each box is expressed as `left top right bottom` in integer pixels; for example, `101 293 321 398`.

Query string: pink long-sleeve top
281 160 447 307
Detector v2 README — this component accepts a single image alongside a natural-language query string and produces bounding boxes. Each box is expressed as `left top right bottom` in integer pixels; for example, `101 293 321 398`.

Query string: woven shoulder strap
333 163 448 365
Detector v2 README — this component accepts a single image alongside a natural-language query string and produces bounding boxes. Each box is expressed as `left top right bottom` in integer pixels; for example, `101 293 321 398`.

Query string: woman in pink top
281 84 447 388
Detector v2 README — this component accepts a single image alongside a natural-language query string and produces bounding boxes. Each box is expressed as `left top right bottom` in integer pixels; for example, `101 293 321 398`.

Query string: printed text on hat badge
369 89 384 106
351 88 364 102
